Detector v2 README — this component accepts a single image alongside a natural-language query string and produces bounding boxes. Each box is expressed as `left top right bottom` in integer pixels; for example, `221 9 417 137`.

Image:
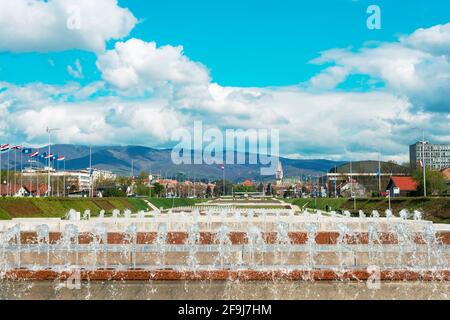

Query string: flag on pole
56 156 65 161
11 145 22 150
419 160 424 168
29 151 39 158
45 153 54 159
0 144 10 152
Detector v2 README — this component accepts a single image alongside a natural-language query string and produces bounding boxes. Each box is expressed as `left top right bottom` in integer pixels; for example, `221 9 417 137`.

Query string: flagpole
7 150 10 196
90 147 93 198
28 157 31 197
0 146 2 192
46 127 60 197
63 159 66 197
350 160 356 210
28 155 32 197
378 154 381 193
48 129 50 197
350 160 353 196
37 149 40 197
20 150 23 188
422 131 427 197
222 165 225 196
334 165 337 198
56 158 59 197
14 148 17 192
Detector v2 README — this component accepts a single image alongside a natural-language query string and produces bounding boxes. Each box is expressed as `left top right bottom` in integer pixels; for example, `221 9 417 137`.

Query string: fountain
83 210 91 220
385 209 393 219
400 209 409 220
306 223 317 269
156 223 168 267
414 210 422 221
246 225 264 268
112 209 120 219
67 209 80 221
186 223 200 269
359 210 366 219
0 205 448 300
215 225 232 267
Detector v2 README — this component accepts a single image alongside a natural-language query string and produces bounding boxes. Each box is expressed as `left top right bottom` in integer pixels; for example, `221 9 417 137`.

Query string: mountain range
1 144 345 182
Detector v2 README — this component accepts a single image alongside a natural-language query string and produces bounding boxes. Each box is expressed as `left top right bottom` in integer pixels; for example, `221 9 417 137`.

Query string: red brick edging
3 269 450 282
19 231 450 245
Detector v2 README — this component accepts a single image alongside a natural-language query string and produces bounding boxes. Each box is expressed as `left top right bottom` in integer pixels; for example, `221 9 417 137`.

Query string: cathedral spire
276 160 283 185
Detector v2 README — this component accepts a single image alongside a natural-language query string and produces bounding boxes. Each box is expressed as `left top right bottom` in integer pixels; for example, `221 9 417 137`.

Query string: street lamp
46 127 60 197
410 127 427 197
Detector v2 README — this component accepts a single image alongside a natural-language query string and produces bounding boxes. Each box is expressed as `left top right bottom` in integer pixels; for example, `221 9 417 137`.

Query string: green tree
103 187 126 197
414 168 447 196
256 183 264 193
137 170 149 184
135 184 151 196
116 175 131 186
234 185 256 193
152 182 164 197
212 179 233 196
205 185 213 198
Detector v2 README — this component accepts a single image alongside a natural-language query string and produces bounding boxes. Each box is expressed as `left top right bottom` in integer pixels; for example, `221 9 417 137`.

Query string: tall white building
409 141 450 170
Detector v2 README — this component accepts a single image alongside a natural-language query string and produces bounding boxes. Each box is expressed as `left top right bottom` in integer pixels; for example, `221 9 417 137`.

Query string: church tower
276 160 283 185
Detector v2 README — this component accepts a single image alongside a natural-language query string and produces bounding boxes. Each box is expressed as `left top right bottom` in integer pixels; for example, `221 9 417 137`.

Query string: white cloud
0 22 449 162
0 0 137 53
401 23 450 55
308 66 350 90
0 82 186 146
310 23 450 112
0 80 438 162
96 39 211 95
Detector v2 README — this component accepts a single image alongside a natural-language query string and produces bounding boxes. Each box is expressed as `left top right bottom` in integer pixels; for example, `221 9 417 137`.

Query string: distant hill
332 160 410 175
1 144 345 182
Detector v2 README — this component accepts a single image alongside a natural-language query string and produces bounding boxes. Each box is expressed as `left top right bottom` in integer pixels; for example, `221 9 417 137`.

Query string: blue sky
2 0 449 87
0 0 449 161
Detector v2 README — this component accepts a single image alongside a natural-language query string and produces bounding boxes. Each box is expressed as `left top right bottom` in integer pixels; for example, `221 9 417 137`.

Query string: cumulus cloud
0 80 438 162
0 82 186 146
0 0 137 53
0 22 449 162
401 23 450 55
96 39 211 95
310 23 450 112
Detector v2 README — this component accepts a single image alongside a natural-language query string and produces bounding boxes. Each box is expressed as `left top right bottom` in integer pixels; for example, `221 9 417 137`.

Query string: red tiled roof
441 168 450 180
156 179 177 185
0 184 23 196
242 180 255 187
0 183 48 196
390 176 418 191
22 183 48 195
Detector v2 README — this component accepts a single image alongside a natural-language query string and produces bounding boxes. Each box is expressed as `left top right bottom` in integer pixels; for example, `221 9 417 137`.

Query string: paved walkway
143 199 159 211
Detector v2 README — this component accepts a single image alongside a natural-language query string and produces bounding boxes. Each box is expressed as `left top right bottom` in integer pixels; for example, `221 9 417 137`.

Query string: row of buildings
1 141 448 199
0 167 116 197
149 142 450 199
263 141 450 198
